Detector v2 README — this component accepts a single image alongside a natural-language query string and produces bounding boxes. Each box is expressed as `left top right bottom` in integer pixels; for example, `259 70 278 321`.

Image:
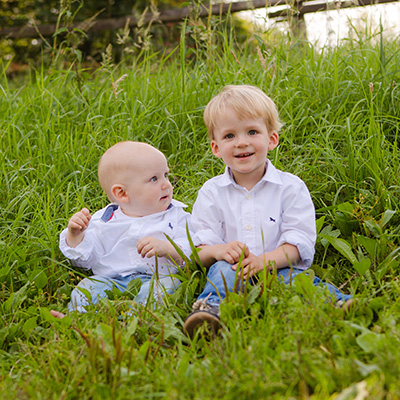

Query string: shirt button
246 194 251 200
246 225 252 230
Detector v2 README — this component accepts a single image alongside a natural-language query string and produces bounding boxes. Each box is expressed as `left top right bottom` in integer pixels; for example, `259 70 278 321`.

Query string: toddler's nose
236 135 249 147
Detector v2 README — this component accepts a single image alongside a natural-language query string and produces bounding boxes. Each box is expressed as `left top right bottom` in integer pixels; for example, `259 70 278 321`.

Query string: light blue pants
68 273 180 313
197 261 352 307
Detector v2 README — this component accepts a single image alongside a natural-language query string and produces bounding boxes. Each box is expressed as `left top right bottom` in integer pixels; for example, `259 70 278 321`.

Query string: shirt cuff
59 228 94 261
192 229 223 248
278 232 315 269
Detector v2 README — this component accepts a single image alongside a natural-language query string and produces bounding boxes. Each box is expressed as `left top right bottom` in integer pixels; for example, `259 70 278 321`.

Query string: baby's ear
111 184 128 203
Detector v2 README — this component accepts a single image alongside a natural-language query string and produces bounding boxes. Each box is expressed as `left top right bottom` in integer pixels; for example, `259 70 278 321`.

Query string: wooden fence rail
0 0 398 39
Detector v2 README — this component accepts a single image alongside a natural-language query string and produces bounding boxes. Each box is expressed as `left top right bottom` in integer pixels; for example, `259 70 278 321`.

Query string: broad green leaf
245 285 260 306
319 225 341 248
368 297 385 312
23 317 37 338
29 269 48 290
72 28 87 37
356 331 385 353
316 216 325 234
381 210 395 228
4 285 28 312
319 235 357 264
320 225 340 238
355 359 382 377
353 258 371 276
294 273 316 300
364 219 381 237
125 317 139 338
356 235 378 259
73 49 82 62
95 323 113 352
53 27 68 37
337 202 354 214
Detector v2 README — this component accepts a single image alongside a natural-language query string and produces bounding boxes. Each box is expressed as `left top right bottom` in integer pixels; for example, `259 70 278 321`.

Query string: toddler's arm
196 241 250 268
232 243 300 279
65 208 91 248
137 237 183 266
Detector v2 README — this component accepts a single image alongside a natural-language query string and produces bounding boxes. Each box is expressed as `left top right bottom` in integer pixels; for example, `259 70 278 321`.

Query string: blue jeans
68 273 180 313
197 261 352 307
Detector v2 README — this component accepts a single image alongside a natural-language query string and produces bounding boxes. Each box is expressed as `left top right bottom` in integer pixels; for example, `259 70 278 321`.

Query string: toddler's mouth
235 152 254 158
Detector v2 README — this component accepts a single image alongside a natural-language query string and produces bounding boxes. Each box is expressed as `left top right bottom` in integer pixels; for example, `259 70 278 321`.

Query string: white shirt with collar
191 160 316 270
59 199 191 277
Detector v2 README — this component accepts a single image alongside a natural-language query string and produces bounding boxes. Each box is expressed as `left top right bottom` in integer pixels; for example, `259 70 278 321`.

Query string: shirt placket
241 191 256 250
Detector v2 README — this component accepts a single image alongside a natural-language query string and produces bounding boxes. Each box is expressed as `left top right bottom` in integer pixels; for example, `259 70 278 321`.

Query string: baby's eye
225 133 234 139
248 130 257 135
150 176 158 182
164 172 169 179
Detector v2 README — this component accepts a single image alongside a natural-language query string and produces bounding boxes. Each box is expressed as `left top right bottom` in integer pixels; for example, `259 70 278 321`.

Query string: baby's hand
137 237 167 258
68 208 91 236
216 241 249 264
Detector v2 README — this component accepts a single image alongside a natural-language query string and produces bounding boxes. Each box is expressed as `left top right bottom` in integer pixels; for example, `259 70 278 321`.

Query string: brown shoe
184 303 221 339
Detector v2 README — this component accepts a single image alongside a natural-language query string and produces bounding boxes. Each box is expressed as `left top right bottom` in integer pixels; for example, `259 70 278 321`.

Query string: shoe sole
184 310 221 339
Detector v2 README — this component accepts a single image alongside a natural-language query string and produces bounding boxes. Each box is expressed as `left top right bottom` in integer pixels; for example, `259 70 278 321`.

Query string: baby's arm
65 208 91 248
232 243 300 279
137 237 183 265
197 241 250 268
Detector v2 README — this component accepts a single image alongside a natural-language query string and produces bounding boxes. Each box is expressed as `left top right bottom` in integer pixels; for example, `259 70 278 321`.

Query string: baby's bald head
98 141 165 201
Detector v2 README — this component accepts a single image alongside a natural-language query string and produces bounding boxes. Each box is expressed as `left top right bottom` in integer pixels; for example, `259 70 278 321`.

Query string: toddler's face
121 151 173 217
210 106 278 190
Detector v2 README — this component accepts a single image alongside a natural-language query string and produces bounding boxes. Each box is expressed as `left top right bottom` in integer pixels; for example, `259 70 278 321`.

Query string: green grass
0 20 400 399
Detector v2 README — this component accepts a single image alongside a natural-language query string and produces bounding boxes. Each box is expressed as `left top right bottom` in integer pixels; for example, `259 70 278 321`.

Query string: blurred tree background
0 0 203 65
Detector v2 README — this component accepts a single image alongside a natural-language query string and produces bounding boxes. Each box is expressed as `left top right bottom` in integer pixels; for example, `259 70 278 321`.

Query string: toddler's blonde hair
204 85 282 139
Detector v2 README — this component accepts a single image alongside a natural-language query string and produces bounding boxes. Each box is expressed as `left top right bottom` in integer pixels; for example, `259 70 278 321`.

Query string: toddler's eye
164 172 169 179
150 176 158 182
248 130 257 135
225 133 234 139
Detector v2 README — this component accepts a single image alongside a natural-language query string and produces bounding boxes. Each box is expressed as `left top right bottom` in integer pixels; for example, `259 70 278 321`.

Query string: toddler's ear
268 132 279 150
111 184 129 203
211 140 222 158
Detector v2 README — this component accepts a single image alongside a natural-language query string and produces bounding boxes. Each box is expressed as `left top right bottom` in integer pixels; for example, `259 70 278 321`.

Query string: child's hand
232 244 300 279
65 208 91 248
231 253 265 279
137 237 168 258
215 241 249 264
68 208 91 236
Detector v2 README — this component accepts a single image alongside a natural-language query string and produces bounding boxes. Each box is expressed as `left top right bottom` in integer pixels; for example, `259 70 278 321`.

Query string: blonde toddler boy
184 85 352 337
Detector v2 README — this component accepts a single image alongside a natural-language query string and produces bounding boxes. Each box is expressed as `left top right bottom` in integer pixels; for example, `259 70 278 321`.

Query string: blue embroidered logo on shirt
168 223 173 230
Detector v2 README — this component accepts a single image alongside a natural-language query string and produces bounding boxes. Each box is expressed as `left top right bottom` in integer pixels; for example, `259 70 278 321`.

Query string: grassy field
1 19 400 399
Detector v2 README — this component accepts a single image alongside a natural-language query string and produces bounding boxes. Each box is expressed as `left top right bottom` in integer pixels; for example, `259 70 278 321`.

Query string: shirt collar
220 160 283 189
111 199 187 220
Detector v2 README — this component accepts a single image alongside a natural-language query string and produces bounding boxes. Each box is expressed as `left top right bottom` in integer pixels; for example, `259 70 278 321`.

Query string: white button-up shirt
59 200 191 277
191 161 316 270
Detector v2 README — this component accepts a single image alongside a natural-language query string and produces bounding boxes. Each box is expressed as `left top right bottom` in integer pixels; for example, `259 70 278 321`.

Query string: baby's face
121 151 173 217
